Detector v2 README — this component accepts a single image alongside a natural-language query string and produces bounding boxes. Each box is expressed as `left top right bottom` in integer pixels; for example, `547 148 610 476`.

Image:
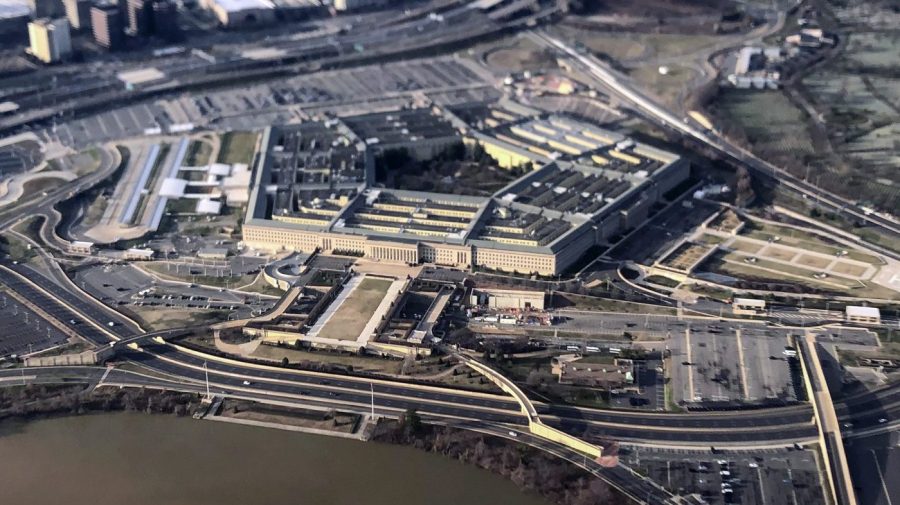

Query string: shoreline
0 384 630 505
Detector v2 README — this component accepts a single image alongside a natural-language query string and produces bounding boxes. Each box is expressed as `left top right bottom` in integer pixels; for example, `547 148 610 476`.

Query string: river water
0 413 548 505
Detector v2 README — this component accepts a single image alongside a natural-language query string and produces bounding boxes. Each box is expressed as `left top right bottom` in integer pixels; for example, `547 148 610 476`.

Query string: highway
0 260 831 446
0 364 678 505
0 2 555 140
531 31 900 260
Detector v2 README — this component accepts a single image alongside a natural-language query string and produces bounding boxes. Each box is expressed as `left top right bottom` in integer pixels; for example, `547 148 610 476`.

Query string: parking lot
622 447 826 505
0 291 68 358
668 324 797 406
73 263 276 320
37 57 494 150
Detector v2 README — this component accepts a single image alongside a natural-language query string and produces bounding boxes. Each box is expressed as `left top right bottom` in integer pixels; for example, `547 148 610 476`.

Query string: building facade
242 113 690 276
91 2 125 50
63 0 92 30
27 17 71 63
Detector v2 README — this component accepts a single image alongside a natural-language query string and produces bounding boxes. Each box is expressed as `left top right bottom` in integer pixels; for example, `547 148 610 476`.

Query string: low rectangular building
846 306 880 325
470 288 545 310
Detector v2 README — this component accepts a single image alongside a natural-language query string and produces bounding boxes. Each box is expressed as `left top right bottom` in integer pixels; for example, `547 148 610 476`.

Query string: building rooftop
0 1 30 19
341 109 459 146
210 0 274 12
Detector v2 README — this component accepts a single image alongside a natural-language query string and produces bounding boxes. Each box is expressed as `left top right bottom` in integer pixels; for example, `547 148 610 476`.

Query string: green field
217 132 259 165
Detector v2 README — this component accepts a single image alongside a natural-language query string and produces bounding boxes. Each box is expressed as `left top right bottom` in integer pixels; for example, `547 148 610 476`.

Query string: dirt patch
796 254 831 270
831 262 867 277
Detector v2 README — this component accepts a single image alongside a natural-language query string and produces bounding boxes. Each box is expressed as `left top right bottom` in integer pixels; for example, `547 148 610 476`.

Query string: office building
63 0 92 30
242 112 690 276
27 17 72 63
126 0 151 35
30 0 65 18
90 2 124 49
152 0 179 41
0 3 32 40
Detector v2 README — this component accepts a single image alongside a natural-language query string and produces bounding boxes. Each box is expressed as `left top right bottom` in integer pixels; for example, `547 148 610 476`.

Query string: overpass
796 332 858 505
460 354 603 459
532 31 900 259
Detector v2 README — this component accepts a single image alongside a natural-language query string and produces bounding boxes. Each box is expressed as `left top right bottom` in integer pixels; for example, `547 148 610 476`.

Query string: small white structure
469 288 545 310
732 297 766 316
196 198 222 215
846 306 881 325
124 248 155 260
68 241 95 255
159 178 188 198
116 68 166 89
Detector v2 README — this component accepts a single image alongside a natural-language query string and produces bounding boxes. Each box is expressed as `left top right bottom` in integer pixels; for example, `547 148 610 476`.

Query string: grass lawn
741 222 883 265
251 345 403 375
317 278 394 341
141 262 258 290
22 176 67 196
217 132 259 165
554 293 678 315
184 140 213 166
130 307 230 331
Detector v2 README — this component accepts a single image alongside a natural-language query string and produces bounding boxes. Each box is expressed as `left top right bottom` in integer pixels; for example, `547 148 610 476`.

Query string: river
0 413 549 505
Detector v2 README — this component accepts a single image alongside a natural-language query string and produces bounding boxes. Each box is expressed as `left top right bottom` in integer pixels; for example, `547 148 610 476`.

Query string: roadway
0 364 678 505
531 31 900 260
0 260 836 446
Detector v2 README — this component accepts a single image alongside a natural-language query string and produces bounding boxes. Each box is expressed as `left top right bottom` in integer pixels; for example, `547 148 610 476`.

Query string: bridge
460 354 603 459
796 332 858 505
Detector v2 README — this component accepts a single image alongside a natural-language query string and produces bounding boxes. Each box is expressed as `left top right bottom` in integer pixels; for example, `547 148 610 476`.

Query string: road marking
98 366 113 385
870 449 894 505
0 376 37 383
735 327 750 399
685 327 695 402
756 466 767 505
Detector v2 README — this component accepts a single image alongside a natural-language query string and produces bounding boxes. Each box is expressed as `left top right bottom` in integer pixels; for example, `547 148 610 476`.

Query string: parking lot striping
735 327 750 399
870 449 894 505
685 327 695 402
756 466 768 505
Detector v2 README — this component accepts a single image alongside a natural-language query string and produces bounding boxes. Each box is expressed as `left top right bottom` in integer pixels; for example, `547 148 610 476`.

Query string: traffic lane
140 343 519 411
539 403 815 429
0 268 113 346
144 344 818 432
836 383 900 415
2 262 138 338
123 349 527 425
131 350 816 442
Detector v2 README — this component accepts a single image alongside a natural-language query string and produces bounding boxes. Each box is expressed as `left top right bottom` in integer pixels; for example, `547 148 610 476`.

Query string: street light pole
370 382 376 419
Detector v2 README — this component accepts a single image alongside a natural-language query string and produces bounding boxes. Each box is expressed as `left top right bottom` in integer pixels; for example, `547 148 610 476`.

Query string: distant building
846 306 881 325
200 0 275 27
0 3 32 39
27 17 72 63
152 0 180 41
126 0 153 36
333 0 387 11
91 2 125 50
30 0 65 18
63 0 92 30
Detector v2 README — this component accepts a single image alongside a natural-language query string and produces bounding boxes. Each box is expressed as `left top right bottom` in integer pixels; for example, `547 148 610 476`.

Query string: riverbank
372 413 630 505
0 384 198 422
0 385 628 505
